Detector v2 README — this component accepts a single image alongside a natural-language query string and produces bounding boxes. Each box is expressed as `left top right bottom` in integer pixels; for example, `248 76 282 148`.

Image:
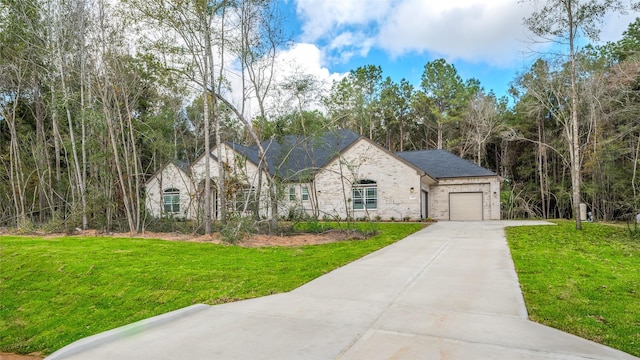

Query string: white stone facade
145 163 196 219
145 136 502 222
280 183 316 219
314 139 424 221
146 144 273 220
427 177 501 220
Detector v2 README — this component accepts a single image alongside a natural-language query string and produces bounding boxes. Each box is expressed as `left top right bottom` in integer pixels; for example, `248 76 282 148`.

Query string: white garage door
449 192 483 221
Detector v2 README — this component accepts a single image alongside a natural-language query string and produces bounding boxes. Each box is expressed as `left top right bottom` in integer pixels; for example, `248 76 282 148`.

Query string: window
289 187 296 201
234 186 257 213
352 180 377 210
301 186 309 201
163 188 180 213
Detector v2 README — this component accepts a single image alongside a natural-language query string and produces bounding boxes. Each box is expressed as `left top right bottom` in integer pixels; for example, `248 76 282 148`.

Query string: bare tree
463 91 503 166
126 0 230 232
523 0 637 229
234 0 286 229
515 59 574 219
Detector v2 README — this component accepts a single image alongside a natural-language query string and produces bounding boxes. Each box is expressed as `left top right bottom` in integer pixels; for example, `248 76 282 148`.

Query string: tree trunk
632 132 640 205
123 97 142 231
55 7 86 230
7 91 26 227
202 60 213 232
399 115 404 152
211 8 225 226
214 94 273 224
568 5 582 230
34 80 48 223
537 116 547 219
78 1 89 230
102 85 136 232
51 95 63 217
110 122 135 231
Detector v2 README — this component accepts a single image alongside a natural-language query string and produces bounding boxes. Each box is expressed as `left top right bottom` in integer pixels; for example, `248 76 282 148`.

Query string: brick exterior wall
145 163 195 219
314 139 423 221
428 177 501 220
145 140 502 222
192 144 273 219
280 183 315 219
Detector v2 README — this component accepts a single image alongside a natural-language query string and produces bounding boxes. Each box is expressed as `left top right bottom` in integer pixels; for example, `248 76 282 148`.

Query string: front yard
0 222 423 356
507 221 640 357
3 221 638 357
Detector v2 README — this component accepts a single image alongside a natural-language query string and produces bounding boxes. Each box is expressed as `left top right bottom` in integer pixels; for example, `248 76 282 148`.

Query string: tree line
1 0 639 233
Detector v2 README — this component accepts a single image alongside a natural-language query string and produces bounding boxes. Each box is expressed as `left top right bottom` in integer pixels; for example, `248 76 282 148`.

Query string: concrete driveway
46 221 638 359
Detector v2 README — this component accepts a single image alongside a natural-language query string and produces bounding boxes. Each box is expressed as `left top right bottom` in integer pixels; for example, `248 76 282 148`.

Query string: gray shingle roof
229 129 361 180
173 160 191 173
228 131 496 181
396 149 497 179
227 143 259 165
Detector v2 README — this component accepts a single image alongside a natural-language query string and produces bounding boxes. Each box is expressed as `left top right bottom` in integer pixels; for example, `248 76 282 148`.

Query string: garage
449 192 483 220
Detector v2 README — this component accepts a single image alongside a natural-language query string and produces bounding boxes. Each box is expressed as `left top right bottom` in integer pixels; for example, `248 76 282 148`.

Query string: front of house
396 150 502 221
311 137 432 221
145 129 502 221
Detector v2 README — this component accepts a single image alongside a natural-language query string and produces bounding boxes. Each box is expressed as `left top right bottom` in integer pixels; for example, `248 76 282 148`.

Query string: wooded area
1 0 639 232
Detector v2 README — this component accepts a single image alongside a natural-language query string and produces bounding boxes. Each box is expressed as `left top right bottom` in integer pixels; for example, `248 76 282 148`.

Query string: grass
507 221 640 357
0 222 423 356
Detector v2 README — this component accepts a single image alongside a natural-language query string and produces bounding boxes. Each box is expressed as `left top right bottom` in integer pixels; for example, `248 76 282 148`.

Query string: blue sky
273 0 639 100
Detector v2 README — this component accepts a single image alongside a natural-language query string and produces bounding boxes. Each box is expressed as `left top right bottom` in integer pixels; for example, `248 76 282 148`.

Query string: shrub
220 216 254 244
626 212 640 239
294 220 330 234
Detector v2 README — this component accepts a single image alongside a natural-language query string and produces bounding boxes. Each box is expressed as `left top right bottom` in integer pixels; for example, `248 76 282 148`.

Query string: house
145 160 194 218
396 150 502 221
144 129 502 221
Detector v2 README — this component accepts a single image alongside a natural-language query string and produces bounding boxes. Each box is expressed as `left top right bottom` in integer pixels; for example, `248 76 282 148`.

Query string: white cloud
293 0 393 63
377 1 534 66
329 32 359 51
281 0 639 101
220 43 345 119
292 0 536 66
274 43 345 83
259 43 347 115
326 31 374 63
295 0 393 42
600 12 637 43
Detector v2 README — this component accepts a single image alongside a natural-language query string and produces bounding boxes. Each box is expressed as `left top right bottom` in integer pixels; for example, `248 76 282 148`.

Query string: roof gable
229 129 361 180
396 149 497 179
331 136 430 178
226 142 260 165
144 160 190 186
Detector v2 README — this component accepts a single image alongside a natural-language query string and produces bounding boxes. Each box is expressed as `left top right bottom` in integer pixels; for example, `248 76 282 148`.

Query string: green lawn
0 222 423 356
507 221 640 357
